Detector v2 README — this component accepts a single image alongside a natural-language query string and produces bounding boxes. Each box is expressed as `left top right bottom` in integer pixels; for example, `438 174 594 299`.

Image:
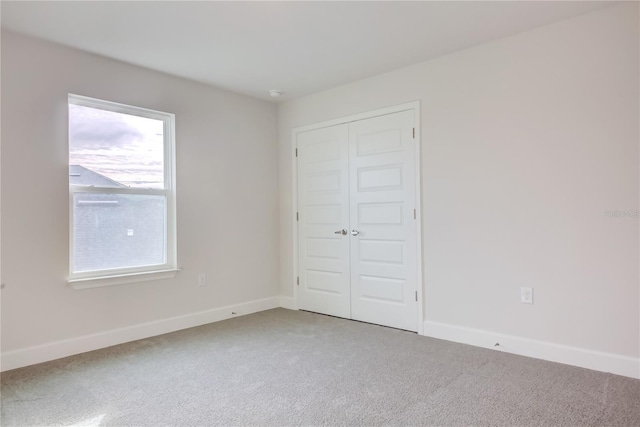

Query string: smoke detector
269 90 283 98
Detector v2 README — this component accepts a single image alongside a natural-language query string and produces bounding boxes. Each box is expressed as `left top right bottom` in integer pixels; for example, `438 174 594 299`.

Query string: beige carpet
2 308 640 426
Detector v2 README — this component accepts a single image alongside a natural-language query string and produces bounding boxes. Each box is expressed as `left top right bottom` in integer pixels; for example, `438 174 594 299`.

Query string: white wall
1 31 279 364
278 4 639 375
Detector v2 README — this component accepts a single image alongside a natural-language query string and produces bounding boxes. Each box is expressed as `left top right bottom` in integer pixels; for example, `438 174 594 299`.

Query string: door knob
351 229 360 236
334 229 347 235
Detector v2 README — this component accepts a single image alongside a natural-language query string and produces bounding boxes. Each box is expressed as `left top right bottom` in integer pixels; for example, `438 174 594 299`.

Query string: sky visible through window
69 104 164 189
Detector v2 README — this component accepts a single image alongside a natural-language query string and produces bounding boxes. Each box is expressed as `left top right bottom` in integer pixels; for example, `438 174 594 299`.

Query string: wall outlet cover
521 287 533 304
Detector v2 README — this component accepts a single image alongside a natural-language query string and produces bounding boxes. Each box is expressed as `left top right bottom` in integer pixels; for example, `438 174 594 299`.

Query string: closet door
297 124 351 318
296 109 418 332
348 110 418 332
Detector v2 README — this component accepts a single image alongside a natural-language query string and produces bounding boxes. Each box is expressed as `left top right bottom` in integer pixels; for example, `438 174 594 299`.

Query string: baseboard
423 320 640 379
1 297 281 372
279 295 297 310
6 301 635 378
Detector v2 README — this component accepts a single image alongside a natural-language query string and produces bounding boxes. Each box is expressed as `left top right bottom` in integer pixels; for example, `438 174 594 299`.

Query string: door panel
357 164 404 191
297 125 351 318
349 110 418 332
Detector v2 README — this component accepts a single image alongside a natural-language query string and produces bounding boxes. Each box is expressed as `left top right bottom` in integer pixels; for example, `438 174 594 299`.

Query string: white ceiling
1 1 615 102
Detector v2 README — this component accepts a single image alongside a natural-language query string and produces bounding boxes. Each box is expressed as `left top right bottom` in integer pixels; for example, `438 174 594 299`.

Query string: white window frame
67 94 178 289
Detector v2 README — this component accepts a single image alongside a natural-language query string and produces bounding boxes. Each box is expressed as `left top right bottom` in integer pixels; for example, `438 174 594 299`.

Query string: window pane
73 193 166 273
69 104 165 189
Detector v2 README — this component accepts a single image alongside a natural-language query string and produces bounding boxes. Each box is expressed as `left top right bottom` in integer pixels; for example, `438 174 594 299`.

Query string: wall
1 31 279 368
278 4 639 377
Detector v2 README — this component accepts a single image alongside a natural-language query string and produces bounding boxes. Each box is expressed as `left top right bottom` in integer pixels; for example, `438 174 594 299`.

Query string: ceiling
1 1 616 102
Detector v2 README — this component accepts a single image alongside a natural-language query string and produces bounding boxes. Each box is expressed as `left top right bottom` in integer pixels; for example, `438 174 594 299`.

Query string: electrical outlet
198 274 206 287
521 287 533 304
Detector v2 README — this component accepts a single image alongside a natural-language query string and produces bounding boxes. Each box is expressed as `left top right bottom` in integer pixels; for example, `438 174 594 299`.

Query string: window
68 94 176 287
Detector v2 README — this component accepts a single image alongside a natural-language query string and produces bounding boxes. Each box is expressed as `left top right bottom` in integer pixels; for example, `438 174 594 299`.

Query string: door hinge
297 276 300 286
412 128 415 139
415 291 418 301
296 212 299 221
414 209 416 219
295 148 298 157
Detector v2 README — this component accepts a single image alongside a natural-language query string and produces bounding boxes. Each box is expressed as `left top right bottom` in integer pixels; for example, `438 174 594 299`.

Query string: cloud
69 104 144 150
69 103 165 188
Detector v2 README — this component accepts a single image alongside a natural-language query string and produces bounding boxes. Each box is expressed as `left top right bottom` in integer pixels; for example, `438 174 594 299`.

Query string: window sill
68 268 181 289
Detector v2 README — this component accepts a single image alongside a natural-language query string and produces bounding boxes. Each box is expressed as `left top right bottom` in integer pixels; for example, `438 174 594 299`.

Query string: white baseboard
279 296 297 310
1 297 281 372
423 320 640 379
5 300 637 379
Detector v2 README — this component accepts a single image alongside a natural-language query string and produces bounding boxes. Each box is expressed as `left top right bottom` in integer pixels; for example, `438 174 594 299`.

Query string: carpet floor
2 308 640 426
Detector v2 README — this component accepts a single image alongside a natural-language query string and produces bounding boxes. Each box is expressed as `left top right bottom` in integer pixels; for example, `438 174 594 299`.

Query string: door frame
291 101 424 335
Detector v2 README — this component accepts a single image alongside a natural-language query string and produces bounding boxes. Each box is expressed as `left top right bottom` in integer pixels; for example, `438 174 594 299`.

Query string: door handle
334 229 347 235
351 229 360 236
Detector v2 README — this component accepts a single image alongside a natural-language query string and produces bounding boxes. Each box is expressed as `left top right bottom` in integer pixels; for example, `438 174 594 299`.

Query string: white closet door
348 110 418 332
297 124 351 318
296 109 418 332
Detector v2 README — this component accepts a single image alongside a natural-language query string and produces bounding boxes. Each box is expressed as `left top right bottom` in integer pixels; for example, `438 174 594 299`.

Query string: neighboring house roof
70 165 125 188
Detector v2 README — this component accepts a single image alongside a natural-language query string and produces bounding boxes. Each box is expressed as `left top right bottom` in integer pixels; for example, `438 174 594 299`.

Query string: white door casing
295 103 421 332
